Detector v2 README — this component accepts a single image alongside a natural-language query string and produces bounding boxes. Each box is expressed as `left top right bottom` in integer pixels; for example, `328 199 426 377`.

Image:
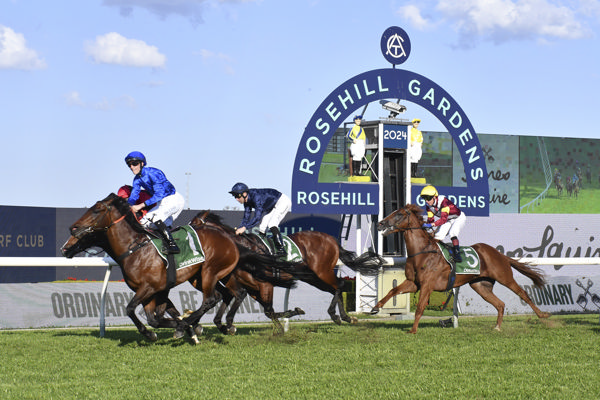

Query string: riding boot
155 220 180 254
353 160 361 176
411 163 417 177
453 245 462 263
269 227 286 257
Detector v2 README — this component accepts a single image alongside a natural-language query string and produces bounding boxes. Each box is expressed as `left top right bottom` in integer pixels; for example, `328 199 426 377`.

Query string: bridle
70 201 126 240
384 208 438 258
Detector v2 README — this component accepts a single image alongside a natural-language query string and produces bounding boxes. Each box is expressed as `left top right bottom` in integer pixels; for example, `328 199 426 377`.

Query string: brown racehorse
61 194 294 343
191 211 384 327
371 204 551 333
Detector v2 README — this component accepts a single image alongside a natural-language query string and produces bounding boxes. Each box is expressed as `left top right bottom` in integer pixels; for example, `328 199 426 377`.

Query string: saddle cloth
150 225 205 270
436 242 481 274
255 234 303 262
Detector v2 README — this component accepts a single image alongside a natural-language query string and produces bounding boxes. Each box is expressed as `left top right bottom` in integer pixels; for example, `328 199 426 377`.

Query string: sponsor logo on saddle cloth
436 243 481 274
256 234 303 262
150 225 205 269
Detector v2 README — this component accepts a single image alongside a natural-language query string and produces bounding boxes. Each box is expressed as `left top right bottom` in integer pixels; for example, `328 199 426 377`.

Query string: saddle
437 242 481 291
254 234 303 262
149 225 206 288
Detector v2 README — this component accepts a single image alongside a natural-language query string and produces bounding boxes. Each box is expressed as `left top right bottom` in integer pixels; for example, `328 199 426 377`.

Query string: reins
391 208 439 259
71 199 150 261
70 204 126 239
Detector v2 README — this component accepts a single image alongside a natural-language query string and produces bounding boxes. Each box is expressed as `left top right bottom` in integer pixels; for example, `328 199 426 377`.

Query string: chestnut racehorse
61 194 295 343
191 211 384 327
372 204 551 333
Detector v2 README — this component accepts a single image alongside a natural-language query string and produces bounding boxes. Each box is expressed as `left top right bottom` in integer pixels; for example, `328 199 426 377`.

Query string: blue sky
2 0 599 210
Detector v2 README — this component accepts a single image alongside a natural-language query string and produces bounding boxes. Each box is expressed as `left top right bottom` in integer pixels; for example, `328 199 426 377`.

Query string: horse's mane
406 203 425 216
105 193 147 234
194 211 236 234
405 203 440 246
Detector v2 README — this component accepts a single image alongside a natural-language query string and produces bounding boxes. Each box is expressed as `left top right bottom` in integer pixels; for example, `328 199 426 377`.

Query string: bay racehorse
61 194 295 343
371 204 551 333
182 246 304 336
191 211 384 327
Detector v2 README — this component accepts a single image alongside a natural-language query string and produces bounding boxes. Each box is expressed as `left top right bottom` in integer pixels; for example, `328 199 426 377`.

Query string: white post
99 265 112 337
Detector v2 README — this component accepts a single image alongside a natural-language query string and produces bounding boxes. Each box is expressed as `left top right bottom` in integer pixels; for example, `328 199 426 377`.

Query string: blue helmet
125 151 146 166
229 182 249 195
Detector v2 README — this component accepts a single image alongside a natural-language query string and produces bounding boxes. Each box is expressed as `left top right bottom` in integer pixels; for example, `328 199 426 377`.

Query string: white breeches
141 192 185 228
259 194 292 234
410 143 422 163
433 212 466 241
350 140 366 161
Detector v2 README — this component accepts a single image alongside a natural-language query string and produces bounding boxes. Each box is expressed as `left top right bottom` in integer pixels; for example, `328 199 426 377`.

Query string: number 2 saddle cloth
255 234 303 262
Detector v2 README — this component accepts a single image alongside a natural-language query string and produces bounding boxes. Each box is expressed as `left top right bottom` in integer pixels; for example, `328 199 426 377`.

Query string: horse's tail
508 256 546 288
338 246 384 276
236 245 299 288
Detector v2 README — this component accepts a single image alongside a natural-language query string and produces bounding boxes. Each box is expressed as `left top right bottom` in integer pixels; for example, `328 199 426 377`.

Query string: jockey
346 115 366 176
420 185 466 263
117 185 153 219
125 151 184 254
229 182 291 257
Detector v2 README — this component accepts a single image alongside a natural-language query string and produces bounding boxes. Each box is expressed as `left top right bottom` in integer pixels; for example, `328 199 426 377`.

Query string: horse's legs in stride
213 285 240 335
327 292 343 325
125 288 158 342
501 279 551 319
336 280 357 324
222 288 247 335
370 280 418 315
469 280 505 331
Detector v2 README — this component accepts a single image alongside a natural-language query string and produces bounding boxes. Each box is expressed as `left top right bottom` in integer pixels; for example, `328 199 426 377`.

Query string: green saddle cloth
436 242 481 274
255 234 303 262
150 225 205 270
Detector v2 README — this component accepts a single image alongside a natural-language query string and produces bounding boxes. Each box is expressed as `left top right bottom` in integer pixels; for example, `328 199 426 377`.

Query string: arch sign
292 27 489 217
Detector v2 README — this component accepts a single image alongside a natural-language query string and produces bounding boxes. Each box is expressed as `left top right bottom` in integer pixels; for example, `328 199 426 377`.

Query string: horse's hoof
350 316 358 324
194 324 204 336
332 316 342 325
369 306 380 315
146 331 158 342
217 326 228 335
295 307 305 315
227 326 237 336
190 334 200 345
182 309 193 319
173 329 185 339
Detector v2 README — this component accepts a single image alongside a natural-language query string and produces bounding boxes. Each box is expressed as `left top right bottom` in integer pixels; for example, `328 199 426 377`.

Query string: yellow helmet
420 185 438 198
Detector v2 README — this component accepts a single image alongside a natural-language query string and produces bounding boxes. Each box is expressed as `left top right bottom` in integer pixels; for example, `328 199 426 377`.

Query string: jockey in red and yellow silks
420 185 466 262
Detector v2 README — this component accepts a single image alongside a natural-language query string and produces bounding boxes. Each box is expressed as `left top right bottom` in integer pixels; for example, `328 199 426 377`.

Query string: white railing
1 256 600 334
0 257 117 337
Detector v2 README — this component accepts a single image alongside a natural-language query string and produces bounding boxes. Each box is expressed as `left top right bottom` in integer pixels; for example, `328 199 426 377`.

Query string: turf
1 314 599 399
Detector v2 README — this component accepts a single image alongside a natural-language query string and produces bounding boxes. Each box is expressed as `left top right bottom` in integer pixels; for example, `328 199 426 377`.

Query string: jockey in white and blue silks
229 182 291 257
125 151 184 254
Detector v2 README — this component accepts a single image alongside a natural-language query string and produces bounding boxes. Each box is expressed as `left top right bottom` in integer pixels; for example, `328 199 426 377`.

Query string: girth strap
116 239 151 263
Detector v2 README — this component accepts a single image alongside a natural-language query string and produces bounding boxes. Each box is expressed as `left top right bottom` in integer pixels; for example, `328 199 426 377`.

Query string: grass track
1 314 599 399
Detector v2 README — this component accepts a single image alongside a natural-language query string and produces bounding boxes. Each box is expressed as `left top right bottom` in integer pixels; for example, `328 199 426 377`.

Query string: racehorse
61 194 294 343
184 245 305 336
191 211 384 327
371 204 551 333
554 175 563 197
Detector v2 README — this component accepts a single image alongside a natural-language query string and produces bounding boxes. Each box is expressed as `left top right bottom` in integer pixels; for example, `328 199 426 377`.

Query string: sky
2 0 600 210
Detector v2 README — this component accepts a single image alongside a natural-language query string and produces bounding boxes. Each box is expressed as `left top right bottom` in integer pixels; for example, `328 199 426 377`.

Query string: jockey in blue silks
125 151 184 254
229 182 292 257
